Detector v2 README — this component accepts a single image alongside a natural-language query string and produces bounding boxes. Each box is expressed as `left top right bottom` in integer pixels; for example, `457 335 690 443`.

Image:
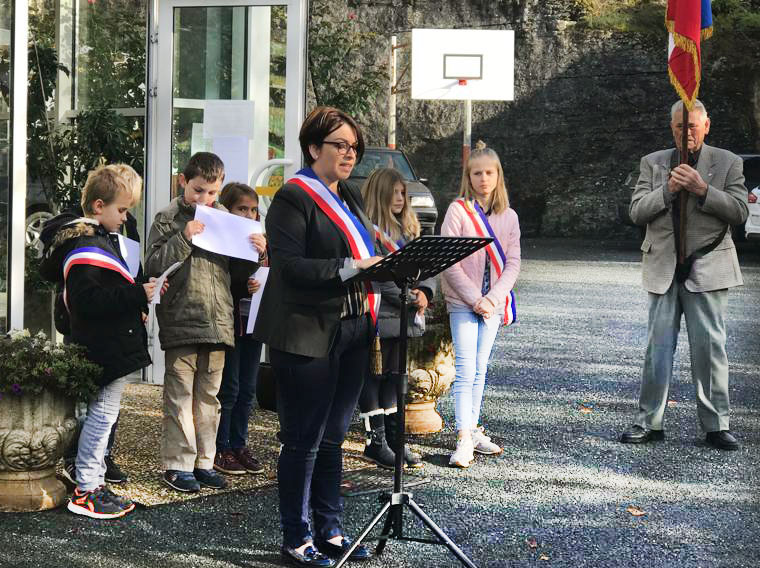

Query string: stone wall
311 0 760 238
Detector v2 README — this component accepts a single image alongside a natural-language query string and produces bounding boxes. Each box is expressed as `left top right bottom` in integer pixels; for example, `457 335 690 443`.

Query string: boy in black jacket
40 164 161 519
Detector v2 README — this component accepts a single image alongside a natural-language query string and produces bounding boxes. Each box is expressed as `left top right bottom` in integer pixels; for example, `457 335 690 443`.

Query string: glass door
145 0 306 382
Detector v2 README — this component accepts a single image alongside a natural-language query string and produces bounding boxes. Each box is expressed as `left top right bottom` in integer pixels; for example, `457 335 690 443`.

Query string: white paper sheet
192 204 262 261
203 100 255 139
212 136 250 184
246 267 269 334
152 261 183 305
482 312 501 330
191 122 213 155
116 234 141 278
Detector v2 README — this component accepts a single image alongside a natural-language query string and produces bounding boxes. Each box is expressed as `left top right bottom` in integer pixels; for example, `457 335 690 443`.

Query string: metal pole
388 35 397 149
462 99 471 165
678 103 689 264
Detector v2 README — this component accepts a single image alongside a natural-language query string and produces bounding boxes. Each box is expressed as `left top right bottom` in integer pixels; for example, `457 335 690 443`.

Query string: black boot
363 425 396 469
385 411 423 469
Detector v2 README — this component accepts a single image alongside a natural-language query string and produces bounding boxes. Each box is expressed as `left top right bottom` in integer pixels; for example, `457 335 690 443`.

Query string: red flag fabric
666 0 713 110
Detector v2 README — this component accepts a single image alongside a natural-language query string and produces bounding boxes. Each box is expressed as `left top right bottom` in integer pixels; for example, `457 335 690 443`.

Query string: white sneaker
449 436 474 468
472 426 502 455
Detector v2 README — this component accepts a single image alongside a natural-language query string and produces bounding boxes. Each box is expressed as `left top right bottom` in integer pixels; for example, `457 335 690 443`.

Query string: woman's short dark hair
299 106 365 166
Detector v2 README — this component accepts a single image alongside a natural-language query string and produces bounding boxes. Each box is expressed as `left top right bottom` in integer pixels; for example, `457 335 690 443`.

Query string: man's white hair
671 99 708 120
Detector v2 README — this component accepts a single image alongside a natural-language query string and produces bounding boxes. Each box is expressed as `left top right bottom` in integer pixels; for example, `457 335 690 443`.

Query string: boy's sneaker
193 468 227 489
67 486 135 519
449 436 474 468
104 455 129 484
472 426 503 455
162 470 200 493
214 450 246 475
61 462 76 485
233 447 265 474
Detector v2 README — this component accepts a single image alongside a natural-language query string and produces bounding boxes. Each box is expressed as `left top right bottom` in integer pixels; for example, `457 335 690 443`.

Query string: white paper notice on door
212 136 249 184
192 204 262 262
203 100 255 139
246 267 269 334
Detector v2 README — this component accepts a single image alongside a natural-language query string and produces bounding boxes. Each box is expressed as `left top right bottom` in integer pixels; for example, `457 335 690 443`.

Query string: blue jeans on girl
449 311 500 432
216 336 263 451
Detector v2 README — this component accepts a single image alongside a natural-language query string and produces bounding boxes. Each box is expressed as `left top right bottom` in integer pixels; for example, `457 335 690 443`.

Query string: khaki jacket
146 197 234 349
630 144 748 294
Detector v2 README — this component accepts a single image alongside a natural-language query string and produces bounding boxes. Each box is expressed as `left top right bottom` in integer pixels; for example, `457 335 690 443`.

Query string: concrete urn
404 300 455 434
0 390 77 511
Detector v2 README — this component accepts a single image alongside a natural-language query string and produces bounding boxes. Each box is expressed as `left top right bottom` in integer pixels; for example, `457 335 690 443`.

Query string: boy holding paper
39 164 159 518
146 152 235 493
213 182 267 476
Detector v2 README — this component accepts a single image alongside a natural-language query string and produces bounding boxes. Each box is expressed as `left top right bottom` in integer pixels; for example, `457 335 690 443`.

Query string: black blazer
253 179 374 358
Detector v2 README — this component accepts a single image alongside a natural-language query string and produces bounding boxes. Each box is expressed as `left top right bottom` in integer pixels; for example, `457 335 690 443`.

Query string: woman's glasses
322 140 359 156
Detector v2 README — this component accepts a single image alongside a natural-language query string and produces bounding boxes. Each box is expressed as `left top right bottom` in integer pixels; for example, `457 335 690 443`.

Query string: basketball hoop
458 79 468 86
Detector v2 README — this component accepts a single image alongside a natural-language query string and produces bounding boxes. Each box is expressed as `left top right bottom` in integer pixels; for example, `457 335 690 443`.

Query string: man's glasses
322 140 359 156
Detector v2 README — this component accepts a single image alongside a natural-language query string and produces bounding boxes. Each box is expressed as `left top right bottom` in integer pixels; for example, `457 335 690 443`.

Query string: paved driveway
2 239 758 568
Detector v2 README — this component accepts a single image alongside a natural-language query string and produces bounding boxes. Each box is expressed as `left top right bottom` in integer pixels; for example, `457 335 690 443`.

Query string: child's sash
288 170 380 325
62 246 135 310
373 225 404 254
455 198 517 326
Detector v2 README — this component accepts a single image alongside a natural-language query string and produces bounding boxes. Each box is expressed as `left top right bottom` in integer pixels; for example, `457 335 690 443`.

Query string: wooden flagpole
678 104 689 264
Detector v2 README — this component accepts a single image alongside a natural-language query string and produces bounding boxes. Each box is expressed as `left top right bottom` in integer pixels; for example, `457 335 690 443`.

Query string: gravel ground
2 238 758 568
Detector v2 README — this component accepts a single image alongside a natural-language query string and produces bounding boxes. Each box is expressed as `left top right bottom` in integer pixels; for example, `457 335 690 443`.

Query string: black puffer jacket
39 216 151 386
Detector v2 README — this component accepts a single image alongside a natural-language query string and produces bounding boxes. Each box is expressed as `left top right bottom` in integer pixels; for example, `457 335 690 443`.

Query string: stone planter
405 312 455 434
0 390 77 511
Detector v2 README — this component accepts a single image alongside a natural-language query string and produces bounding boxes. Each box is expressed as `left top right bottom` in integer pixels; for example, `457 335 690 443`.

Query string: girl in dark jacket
213 182 267 476
358 167 435 469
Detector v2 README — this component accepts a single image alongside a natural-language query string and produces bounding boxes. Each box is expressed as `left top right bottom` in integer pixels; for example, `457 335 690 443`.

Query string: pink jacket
440 200 521 312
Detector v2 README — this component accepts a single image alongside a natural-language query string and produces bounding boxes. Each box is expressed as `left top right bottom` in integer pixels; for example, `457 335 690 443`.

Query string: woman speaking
254 107 381 568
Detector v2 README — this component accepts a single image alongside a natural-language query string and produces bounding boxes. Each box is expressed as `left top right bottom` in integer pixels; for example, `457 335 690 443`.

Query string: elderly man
620 100 749 450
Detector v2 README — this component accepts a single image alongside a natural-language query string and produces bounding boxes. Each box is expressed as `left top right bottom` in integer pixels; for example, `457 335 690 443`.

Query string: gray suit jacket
630 144 748 294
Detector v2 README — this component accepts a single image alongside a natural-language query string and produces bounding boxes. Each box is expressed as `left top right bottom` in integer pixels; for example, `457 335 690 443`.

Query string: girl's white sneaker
472 426 503 455
449 436 475 468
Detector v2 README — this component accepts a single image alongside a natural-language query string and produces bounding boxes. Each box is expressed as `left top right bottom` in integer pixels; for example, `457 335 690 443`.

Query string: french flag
666 0 713 109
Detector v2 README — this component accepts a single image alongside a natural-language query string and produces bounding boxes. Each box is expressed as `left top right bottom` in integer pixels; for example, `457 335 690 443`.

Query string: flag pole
678 103 688 264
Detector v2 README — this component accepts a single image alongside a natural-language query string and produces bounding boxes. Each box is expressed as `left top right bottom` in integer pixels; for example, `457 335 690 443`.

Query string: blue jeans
449 311 500 432
272 315 370 549
216 336 263 451
75 377 128 491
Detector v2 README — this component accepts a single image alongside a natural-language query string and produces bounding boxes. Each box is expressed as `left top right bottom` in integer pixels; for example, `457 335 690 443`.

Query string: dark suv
346 147 438 234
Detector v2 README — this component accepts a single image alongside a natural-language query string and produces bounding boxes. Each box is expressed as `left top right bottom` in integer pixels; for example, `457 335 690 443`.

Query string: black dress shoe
315 536 371 561
620 425 665 444
281 545 335 567
705 430 740 451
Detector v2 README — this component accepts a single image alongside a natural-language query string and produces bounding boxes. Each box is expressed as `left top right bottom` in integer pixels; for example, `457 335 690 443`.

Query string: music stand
336 235 492 568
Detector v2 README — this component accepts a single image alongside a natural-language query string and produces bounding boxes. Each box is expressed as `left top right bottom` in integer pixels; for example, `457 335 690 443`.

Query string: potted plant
405 288 456 434
0 330 100 511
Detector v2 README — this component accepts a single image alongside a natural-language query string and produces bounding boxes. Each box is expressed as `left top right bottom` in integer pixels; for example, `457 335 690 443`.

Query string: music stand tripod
336 235 493 568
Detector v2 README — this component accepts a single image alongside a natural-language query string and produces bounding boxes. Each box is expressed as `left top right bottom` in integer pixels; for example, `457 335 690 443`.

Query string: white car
741 155 760 240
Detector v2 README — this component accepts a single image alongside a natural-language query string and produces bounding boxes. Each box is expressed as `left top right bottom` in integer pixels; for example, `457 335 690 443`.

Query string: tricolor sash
456 198 517 326
62 245 135 309
373 225 404 254
288 169 380 325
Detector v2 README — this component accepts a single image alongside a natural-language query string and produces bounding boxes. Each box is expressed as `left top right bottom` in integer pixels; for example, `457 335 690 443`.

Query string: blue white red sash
373 225 404 254
456 198 517 326
62 246 135 309
288 169 380 325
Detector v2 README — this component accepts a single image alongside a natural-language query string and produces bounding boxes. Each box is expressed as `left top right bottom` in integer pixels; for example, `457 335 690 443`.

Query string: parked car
739 154 760 240
345 147 438 234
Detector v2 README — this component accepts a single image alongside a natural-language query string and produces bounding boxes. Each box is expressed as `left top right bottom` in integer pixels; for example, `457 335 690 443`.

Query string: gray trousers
635 281 730 432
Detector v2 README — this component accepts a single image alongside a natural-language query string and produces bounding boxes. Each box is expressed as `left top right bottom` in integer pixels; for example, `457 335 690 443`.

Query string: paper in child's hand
151 261 183 305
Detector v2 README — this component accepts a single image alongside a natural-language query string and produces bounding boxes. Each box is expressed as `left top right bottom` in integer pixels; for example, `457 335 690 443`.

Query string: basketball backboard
411 28 514 101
